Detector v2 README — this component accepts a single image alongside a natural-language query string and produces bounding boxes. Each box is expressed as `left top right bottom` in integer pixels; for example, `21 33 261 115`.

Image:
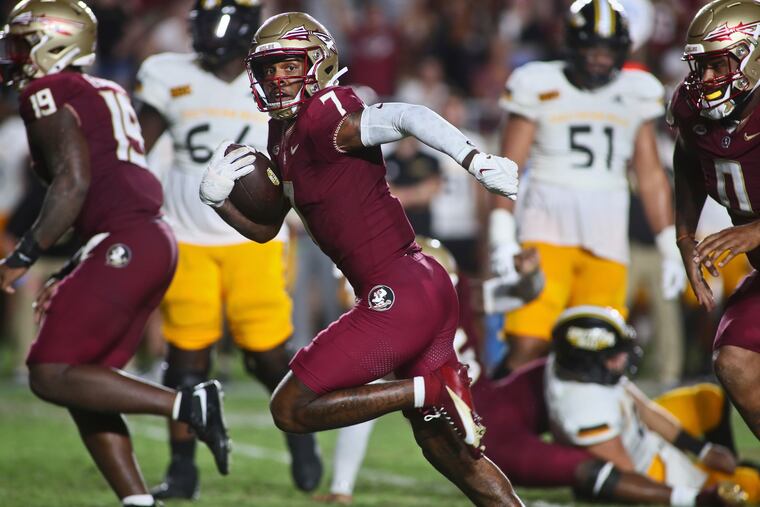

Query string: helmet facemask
0 32 32 87
246 46 325 120
684 42 756 120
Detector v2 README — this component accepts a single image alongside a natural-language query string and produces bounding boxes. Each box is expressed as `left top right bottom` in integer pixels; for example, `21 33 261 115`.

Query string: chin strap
325 66 348 88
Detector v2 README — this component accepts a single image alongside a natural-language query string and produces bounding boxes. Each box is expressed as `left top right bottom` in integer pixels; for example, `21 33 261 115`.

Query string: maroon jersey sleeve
301 86 365 162
19 72 88 125
18 72 162 238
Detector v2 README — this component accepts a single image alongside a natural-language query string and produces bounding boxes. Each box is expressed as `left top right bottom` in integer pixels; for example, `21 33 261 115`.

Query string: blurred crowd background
0 0 741 390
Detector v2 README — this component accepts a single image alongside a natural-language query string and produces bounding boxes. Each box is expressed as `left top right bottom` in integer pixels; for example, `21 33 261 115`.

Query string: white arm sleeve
360 103 476 166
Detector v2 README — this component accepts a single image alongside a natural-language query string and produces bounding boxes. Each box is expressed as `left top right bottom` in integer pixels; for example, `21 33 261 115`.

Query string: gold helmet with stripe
246 12 340 120
0 0 97 88
683 0 760 120
566 0 631 89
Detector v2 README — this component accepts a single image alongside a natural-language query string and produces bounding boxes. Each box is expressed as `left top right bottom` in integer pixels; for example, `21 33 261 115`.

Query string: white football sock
330 420 377 496
122 494 155 506
172 392 182 420
413 376 425 408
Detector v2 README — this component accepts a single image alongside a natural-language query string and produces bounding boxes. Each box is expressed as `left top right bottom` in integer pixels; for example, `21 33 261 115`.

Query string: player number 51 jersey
501 62 665 263
502 61 664 190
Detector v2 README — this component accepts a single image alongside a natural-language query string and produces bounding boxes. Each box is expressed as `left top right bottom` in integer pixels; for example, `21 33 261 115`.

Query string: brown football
226 144 287 225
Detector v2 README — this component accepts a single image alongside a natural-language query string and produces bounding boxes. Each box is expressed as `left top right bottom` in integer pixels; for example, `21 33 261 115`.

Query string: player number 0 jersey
136 52 286 245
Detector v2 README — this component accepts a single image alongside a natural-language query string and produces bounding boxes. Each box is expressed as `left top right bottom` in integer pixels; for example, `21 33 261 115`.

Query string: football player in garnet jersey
489 0 685 376
135 0 321 499
670 0 760 440
0 2 229 506
199 11 522 506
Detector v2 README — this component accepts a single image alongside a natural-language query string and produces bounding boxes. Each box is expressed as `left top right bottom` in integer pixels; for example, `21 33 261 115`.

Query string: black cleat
286 433 323 492
150 460 199 500
185 380 231 475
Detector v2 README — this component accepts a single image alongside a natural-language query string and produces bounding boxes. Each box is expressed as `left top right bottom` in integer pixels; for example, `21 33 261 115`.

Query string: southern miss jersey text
502 61 664 263
19 72 162 238
669 83 760 269
136 52 286 245
267 86 414 288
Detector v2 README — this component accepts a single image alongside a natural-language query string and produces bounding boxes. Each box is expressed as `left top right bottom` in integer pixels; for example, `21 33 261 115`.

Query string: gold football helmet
0 0 97 88
683 0 760 119
246 12 340 120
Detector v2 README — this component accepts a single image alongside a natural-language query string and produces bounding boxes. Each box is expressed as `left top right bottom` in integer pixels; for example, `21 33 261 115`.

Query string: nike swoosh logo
744 131 760 141
193 388 207 426
290 144 299 155
479 168 495 176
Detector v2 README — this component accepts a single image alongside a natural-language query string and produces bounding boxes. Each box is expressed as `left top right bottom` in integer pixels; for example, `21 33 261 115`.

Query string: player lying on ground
0 2 229 506
543 305 758 505
199 11 524 507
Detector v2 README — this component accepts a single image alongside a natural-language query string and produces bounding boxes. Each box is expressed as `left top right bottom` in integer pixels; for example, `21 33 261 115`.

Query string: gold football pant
161 241 292 352
655 384 760 502
504 242 627 340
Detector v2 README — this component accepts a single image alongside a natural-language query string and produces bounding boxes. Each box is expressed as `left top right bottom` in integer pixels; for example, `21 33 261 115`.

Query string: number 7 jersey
501 61 665 263
19 71 163 239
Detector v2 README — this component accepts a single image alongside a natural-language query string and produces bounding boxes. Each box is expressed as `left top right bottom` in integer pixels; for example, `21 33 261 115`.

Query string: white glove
656 225 687 300
489 208 520 278
468 152 519 199
199 141 257 208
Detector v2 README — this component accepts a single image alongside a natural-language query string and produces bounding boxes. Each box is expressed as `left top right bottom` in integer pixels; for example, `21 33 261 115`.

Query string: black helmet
190 0 261 66
551 305 640 385
565 0 631 88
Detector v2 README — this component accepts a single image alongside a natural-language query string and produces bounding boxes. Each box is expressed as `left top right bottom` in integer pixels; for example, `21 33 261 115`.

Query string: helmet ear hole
48 46 66 55
324 64 333 75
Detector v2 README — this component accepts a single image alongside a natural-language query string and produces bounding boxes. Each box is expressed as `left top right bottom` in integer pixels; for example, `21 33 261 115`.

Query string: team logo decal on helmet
703 20 760 42
106 244 131 268
368 285 395 312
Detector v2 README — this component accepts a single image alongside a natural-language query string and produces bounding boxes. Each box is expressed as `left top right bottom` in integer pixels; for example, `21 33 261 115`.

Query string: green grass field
0 378 758 507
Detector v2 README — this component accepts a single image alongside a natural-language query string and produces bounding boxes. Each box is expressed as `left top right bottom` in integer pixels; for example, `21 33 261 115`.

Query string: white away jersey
544 355 706 487
136 52 286 245
503 61 664 263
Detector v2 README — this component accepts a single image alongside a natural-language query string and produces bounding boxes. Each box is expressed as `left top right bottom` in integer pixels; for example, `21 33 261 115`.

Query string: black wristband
673 429 708 456
4 233 42 269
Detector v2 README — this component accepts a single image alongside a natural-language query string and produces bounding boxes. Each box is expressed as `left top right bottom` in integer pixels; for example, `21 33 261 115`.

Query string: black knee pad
573 460 621 501
243 345 291 391
162 365 209 390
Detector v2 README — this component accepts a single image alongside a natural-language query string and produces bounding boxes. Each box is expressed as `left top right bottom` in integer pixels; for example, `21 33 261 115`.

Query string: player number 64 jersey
136 52 284 245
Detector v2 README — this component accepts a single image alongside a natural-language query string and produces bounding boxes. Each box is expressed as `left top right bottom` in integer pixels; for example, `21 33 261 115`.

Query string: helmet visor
0 32 30 86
